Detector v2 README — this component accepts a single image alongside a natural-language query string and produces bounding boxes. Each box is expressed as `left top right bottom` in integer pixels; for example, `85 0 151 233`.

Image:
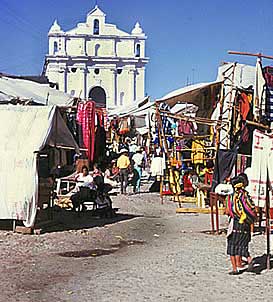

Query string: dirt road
0 192 272 302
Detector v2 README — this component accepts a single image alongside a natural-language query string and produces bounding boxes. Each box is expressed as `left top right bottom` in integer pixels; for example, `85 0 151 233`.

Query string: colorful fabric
229 187 256 225
249 130 273 207
178 120 194 135
169 168 181 195
266 87 273 122
183 174 193 195
76 101 96 161
239 92 251 120
96 107 108 129
191 140 205 164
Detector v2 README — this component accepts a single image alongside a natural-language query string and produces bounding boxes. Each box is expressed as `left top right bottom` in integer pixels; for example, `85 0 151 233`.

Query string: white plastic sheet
0 76 73 106
0 105 79 227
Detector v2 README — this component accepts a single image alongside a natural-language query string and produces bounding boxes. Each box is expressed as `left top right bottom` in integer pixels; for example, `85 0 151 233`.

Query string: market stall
0 105 79 228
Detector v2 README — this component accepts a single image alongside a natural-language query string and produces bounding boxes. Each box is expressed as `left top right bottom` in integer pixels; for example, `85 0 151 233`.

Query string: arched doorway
89 86 106 106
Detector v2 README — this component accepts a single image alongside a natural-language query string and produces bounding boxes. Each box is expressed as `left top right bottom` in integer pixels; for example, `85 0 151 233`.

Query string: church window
120 92 124 105
117 69 122 75
53 41 58 54
93 19 100 35
94 68 100 75
95 44 100 56
135 44 140 57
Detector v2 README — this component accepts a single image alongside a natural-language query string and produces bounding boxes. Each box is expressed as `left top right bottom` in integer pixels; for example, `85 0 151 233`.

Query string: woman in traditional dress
227 173 256 275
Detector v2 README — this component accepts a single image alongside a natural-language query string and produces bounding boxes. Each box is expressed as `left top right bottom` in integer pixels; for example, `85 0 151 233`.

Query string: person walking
132 147 144 193
117 149 130 194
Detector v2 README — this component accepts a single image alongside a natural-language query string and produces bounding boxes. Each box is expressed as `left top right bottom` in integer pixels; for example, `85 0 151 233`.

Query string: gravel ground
0 187 272 302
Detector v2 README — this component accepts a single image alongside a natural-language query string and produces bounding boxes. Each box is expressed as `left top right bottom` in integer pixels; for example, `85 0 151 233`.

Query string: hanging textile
178 120 194 135
119 118 130 135
212 148 238 191
236 154 248 175
76 101 96 161
266 87 273 122
239 92 251 121
191 140 205 164
264 66 273 87
96 107 109 129
253 59 266 121
248 130 273 207
150 156 166 176
94 122 106 163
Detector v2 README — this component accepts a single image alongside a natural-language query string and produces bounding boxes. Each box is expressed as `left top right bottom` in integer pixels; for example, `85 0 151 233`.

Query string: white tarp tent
212 62 256 148
108 97 156 135
159 81 223 106
0 105 79 227
0 76 73 106
108 96 151 117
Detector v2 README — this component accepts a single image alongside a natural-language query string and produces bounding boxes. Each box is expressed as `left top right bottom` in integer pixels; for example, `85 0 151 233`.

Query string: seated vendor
71 165 95 210
104 163 118 187
74 165 95 189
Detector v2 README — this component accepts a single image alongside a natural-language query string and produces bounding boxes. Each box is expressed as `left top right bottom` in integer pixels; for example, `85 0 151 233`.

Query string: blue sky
0 0 272 99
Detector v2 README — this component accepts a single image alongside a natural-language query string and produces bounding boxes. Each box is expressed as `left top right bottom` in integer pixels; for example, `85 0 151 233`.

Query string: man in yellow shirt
117 149 131 194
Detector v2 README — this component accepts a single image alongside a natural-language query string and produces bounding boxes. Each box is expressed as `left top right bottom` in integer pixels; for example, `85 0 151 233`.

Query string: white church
44 5 149 109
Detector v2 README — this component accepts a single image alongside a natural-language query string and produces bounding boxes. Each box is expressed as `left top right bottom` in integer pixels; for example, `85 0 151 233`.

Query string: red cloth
178 121 194 135
95 107 108 128
77 101 96 162
183 175 193 193
239 92 250 120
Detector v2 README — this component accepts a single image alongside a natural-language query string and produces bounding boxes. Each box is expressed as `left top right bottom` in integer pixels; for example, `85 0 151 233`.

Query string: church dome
49 20 63 33
131 22 144 35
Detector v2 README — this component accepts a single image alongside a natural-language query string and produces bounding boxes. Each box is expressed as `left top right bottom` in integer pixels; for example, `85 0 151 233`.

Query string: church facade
43 6 149 108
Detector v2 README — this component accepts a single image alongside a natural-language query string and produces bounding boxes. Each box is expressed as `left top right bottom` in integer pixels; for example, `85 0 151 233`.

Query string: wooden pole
215 82 225 152
225 62 237 149
155 102 164 204
266 176 271 270
245 120 270 130
159 110 228 126
228 51 273 60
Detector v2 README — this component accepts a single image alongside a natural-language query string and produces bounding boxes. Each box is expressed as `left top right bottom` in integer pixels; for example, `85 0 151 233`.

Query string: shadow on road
246 254 273 274
0 209 142 234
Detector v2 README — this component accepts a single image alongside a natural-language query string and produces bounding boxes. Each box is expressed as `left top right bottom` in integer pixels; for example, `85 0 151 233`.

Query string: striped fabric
227 218 251 257
266 87 273 122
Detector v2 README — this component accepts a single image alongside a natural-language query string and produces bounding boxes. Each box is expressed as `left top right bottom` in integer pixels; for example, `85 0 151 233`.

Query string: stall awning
158 81 223 118
108 96 150 117
0 75 74 106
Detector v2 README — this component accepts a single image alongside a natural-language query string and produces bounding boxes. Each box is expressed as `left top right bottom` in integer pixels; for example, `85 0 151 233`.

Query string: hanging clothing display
212 148 238 191
264 66 273 87
95 107 109 129
238 92 251 120
76 101 96 162
150 156 166 176
119 118 130 135
266 87 273 122
178 120 194 135
253 59 266 121
169 168 181 195
248 130 273 207
94 123 106 162
236 154 249 175
191 140 205 164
